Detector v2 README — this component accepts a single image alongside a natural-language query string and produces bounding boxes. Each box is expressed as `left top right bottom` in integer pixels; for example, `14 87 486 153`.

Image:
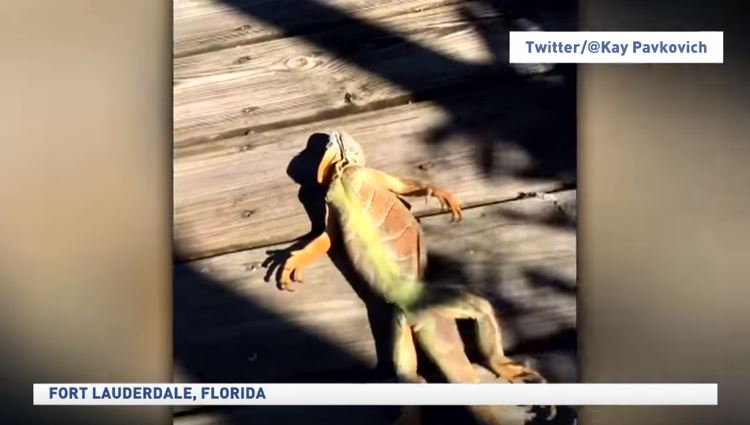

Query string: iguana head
317 130 366 183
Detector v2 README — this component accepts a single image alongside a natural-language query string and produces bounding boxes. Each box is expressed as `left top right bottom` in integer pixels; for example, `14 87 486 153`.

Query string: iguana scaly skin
280 131 552 425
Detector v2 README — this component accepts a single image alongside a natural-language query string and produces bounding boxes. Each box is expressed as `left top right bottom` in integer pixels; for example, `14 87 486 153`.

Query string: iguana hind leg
360 168 463 222
413 313 480 383
463 295 559 421
392 312 425 425
412 314 536 425
450 294 547 384
393 313 499 425
393 312 426 384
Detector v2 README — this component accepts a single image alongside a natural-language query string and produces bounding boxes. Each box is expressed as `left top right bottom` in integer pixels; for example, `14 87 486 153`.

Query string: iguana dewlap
280 130 552 425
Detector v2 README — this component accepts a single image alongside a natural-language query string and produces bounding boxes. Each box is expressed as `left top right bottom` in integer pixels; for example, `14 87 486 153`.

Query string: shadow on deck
174 0 577 423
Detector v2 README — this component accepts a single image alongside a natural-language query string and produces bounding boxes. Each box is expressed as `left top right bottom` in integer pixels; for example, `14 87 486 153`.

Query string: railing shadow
174 257 405 425
175 252 576 425
176 0 578 422
174 132 577 423
228 136 576 423
216 0 577 182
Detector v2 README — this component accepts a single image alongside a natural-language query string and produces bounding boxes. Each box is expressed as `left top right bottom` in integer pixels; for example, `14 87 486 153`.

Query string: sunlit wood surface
174 0 577 423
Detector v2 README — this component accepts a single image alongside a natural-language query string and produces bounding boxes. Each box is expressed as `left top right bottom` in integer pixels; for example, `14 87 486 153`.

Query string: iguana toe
512 370 546 384
280 251 305 291
496 363 557 421
546 405 558 421
279 271 296 291
428 186 463 222
493 361 546 384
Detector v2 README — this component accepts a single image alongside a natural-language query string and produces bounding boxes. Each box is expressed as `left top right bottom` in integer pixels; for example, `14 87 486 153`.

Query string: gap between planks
173 192 576 387
173 1 516 145
174 78 574 260
174 185 572 265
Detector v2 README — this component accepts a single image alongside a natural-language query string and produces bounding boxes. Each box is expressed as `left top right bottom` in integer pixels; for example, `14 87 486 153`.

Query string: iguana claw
495 361 558 420
428 186 462 222
278 231 332 291
279 252 303 291
494 360 546 384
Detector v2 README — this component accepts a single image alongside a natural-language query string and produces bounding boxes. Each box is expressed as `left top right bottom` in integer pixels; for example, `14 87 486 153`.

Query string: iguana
280 130 552 425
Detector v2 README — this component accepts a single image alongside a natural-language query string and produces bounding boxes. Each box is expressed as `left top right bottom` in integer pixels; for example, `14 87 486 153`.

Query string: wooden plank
174 193 576 386
174 2 511 145
174 85 569 259
174 0 456 57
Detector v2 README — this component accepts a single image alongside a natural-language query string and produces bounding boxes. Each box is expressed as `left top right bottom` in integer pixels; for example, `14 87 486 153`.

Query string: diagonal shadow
217 0 577 181
173 136 559 424
170 137 579 423
173 257 406 425
247 136 578 423
174 250 576 424
176 0 578 422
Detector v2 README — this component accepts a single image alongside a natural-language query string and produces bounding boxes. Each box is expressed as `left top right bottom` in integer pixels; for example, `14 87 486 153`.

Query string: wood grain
174 89 565 260
174 2 511 145
174 193 576 386
174 0 456 57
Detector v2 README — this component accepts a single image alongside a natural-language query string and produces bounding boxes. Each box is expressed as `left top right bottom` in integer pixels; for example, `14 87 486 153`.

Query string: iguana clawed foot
427 186 463 222
492 360 547 384
493 361 558 421
279 250 304 291
278 231 332 291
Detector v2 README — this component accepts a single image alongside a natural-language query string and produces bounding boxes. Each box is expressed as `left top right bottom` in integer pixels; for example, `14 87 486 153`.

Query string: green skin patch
326 166 425 312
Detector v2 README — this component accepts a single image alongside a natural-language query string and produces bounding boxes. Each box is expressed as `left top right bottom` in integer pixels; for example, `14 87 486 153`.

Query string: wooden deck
174 0 577 423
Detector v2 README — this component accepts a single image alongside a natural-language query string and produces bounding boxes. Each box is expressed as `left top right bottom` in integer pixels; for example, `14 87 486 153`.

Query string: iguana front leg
280 206 335 291
361 168 463 222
